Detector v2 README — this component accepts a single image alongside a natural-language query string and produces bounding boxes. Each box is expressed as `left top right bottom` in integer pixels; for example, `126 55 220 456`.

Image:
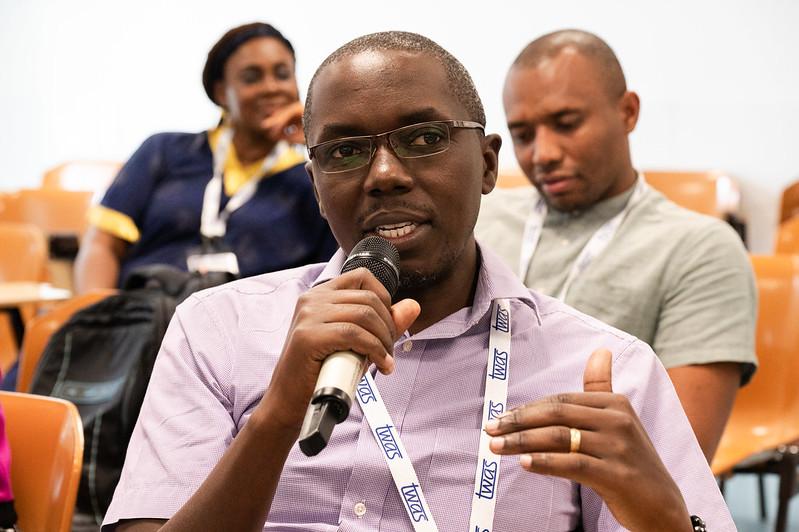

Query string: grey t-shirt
475 182 757 382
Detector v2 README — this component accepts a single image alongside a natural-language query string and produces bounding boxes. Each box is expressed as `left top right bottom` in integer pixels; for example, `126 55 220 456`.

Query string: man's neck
400 241 480 335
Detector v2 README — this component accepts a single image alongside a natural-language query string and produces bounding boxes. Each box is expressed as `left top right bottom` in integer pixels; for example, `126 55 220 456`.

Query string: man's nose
531 128 563 168
363 143 414 196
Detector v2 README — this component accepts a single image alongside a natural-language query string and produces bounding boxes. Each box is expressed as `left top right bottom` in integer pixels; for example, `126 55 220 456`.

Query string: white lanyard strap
518 176 646 300
200 127 290 239
357 299 512 532
357 372 438 531
468 298 511 532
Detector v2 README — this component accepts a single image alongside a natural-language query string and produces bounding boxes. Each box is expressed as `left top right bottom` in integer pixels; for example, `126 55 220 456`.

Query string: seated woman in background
74 22 337 293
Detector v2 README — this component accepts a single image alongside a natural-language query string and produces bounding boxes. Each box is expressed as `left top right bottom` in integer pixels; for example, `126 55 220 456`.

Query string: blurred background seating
0 391 83 532
775 216 799 255
779 181 799 224
41 160 121 194
713 255 799 532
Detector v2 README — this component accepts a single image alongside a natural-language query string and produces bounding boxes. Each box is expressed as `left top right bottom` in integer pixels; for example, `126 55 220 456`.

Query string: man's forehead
313 49 445 93
308 50 461 135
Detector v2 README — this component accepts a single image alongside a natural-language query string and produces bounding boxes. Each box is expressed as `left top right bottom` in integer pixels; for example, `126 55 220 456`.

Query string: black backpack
29 265 233 524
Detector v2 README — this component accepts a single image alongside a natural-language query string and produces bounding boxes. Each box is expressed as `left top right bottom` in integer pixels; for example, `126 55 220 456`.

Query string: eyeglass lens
314 121 452 173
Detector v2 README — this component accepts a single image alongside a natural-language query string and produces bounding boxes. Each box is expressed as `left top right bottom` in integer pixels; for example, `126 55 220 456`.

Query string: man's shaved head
512 29 627 101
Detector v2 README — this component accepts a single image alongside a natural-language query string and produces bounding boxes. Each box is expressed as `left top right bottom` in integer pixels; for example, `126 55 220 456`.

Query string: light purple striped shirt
104 246 735 531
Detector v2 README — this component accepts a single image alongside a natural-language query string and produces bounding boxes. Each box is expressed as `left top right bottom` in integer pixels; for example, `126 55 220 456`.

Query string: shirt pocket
425 428 572 531
570 265 658 342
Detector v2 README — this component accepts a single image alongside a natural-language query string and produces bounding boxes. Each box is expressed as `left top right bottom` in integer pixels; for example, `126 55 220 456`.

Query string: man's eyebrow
314 123 365 141
313 108 450 143
506 107 583 129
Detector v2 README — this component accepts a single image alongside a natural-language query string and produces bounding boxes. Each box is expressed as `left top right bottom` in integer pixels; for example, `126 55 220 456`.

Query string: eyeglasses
308 120 484 174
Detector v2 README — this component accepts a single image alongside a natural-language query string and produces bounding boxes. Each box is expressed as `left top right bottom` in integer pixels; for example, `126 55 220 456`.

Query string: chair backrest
17 289 117 393
0 222 48 283
496 169 531 189
643 170 741 218
711 254 799 474
5 189 94 237
775 216 799 254
780 180 799 223
42 160 121 193
0 391 83 532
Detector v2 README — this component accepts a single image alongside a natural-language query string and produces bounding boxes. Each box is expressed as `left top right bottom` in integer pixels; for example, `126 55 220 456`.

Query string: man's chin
398 270 440 293
543 194 589 214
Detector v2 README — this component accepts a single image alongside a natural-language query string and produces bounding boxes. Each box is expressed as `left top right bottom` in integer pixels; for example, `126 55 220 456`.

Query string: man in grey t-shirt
475 29 757 462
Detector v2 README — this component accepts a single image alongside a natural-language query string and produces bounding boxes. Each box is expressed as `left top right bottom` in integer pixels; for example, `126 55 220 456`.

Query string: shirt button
402 340 413 352
353 501 367 517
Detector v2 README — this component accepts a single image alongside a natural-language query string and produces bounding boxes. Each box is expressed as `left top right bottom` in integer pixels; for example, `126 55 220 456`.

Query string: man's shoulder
639 187 729 230
479 186 536 219
532 289 642 352
628 188 746 251
141 130 209 151
179 263 324 319
475 187 536 254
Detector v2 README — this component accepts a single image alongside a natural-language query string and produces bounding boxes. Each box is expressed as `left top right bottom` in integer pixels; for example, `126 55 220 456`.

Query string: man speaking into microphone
105 31 733 531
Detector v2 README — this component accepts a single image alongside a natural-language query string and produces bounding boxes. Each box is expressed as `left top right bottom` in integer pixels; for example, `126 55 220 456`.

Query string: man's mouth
374 221 418 239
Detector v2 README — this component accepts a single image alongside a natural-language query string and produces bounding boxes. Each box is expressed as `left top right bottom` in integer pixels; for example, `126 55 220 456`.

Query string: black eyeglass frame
307 119 485 174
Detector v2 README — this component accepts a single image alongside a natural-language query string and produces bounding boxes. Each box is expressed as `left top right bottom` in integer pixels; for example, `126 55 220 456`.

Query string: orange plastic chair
0 222 49 283
643 170 741 219
0 222 49 371
0 188 94 238
780 181 799 223
42 160 121 193
712 255 799 531
496 169 531 189
0 391 83 532
17 289 116 393
775 216 799 254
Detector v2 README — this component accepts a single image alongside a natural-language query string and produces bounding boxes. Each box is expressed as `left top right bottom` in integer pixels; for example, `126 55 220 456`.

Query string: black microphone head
341 236 400 298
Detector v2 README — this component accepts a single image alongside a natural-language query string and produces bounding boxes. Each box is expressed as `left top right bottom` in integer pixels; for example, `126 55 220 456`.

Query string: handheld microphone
298 236 400 456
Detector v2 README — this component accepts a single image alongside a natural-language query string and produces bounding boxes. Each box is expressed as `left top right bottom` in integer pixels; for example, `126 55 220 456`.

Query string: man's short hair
303 31 486 132
512 29 627 99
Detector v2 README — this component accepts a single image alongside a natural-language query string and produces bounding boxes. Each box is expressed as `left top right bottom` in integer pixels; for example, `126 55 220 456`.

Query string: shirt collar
312 243 540 340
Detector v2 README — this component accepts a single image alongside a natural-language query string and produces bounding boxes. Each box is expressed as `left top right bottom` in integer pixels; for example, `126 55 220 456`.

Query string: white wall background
1 0 797 253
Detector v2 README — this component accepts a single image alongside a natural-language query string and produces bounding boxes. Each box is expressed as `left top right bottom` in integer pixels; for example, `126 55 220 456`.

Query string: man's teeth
376 222 417 239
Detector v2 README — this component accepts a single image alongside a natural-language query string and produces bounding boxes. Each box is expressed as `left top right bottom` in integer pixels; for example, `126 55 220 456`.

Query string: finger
583 348 613 393
519 451 609 486
311 322 395 375
489 425 600 458
285 125 306 145
391 299 420 339
261 102 303 133
485 394 617 435
321 303 396 354
323 268 393 309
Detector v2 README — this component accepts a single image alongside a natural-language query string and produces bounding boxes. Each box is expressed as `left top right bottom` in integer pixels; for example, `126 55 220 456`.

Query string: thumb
391 298 421 339
583 348 613 393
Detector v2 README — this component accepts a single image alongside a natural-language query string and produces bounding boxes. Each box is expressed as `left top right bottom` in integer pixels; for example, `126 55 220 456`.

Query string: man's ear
305 161 327 219
213 81 228 110
619 91 640 134
481 133 502 195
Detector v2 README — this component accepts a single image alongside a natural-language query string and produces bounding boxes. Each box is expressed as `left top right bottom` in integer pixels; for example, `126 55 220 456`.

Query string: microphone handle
298 351 367 456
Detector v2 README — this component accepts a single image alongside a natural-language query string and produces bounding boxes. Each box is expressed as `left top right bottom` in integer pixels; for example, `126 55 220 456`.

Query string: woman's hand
262 101 306 144
485 349 692 532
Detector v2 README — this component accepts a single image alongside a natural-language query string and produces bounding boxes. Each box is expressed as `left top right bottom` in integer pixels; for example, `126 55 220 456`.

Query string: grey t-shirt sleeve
653 220 757 383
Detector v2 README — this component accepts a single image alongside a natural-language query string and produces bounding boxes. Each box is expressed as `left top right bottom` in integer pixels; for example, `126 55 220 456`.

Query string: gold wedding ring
569 427 581 453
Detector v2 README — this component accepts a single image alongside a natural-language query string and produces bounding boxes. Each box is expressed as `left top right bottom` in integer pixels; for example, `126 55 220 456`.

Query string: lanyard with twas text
356 299 512 531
